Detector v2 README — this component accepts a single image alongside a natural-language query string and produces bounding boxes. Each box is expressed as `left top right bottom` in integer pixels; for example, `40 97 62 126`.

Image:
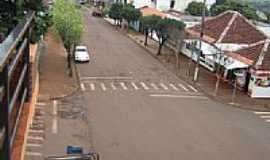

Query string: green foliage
185 1 209 16
121 4 141 24
108 3 123 22
101 6 110 17
108 3 141 25
51 0 84 51
140 15 185 55
140 15 161 30
31 12 53 43
210 1 258 19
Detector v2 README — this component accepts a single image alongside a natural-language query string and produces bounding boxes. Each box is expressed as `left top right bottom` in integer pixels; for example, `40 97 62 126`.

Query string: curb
20 42 41 160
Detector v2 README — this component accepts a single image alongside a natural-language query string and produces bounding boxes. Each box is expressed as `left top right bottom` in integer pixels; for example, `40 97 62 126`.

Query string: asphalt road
76 9 270 160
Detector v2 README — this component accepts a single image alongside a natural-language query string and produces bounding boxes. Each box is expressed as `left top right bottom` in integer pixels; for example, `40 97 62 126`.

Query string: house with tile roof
183 10 270 98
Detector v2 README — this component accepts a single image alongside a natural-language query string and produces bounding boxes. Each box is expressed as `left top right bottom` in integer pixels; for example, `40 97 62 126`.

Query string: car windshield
76 48 86 52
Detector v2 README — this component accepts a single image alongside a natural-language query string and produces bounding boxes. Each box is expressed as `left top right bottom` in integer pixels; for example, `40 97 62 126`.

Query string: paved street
75 9 270 160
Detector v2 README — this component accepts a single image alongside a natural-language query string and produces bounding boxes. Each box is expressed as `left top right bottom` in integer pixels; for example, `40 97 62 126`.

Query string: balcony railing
0 11 35 160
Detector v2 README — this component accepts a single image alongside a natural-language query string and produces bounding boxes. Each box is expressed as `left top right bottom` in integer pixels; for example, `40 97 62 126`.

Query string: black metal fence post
3 65 10 160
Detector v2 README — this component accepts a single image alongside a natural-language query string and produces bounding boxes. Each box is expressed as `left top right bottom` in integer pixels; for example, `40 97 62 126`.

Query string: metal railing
0 128 5 150
0 11 35 160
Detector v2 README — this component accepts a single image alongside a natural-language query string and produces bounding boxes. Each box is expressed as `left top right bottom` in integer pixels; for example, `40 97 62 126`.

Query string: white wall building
115 0 216 12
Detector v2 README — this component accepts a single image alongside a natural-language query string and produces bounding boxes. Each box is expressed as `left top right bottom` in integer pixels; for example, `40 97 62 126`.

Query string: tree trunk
157 43 162 55
157 39 166 55
144 30 148 46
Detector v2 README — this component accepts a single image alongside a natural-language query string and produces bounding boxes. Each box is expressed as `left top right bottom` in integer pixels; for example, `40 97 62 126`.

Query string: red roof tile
139 6 166 18
234 43 264 62
188 11 267 44
191 11 233 41
222 15 267 44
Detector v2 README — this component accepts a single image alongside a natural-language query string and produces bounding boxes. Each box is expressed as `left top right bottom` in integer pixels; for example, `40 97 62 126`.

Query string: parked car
92 9 102 17
78 0 87 4
74 45 90 62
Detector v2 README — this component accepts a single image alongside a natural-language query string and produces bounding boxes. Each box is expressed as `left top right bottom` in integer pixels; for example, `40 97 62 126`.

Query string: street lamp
193 0 206 82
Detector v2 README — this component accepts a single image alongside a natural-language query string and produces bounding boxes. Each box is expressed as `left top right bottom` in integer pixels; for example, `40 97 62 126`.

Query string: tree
210 1 258 19
185 1 208 16
108 3 123 26
52 0 84 72
140 15 161 46
155 18 186 55
121 4 141 25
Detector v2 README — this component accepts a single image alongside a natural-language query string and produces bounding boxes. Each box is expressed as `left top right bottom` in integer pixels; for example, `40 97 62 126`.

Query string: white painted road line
187 85 198 92
29 129 44 133
25 152 43 157
100 83 107 91
151 83 159 90
178 84 189 91
140 82 149 90
131 82 139 90
110 82 117 90
120 82 128 90
52 100 58 134
36 102 46 106
260 115 270 119
150 94 208 99
27 143 42 147
265 119 270 123
254 112 270 115
53 100 57 116
169 84 179 91
90 83 95 91
81 76 133 81
28 136 44 141
80 83 86 91
160 83 169 90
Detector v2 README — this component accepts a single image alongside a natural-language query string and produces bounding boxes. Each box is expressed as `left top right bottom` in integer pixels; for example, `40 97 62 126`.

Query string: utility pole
193 0 206 82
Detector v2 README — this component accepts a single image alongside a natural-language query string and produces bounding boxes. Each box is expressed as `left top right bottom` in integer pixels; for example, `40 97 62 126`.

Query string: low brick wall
11 43 40 160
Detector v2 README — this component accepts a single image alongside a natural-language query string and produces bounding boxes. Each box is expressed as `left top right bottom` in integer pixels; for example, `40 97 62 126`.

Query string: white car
74 46 90 62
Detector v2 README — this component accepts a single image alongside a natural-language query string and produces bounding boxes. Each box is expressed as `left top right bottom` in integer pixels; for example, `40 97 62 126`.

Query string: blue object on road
66 146 83 154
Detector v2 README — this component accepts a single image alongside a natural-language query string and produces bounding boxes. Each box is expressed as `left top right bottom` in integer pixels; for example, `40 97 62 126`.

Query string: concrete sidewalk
127 32 270 111
24 31 86 160
39 31 77 100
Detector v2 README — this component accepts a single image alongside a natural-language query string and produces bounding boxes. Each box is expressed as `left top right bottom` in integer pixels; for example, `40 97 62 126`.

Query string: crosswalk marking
90 83 95 91
178 84 189 91
36 102 46 106
151 83 159 90
131 82 139 90
169 84 179 91
83 81 201 93
254 112 270 115
28 136 44 141
160 83 168 90
140 82 149 90
25 152 43 157
120 82 128 90
260 115 270 119
80 83 86 91
111 82 117 90
27 143 42 147
100 83 106 91
265 119 270 122
29 129 44 133
187 85 198 92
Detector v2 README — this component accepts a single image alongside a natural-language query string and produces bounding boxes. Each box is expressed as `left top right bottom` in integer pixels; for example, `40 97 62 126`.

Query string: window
170 0 175 9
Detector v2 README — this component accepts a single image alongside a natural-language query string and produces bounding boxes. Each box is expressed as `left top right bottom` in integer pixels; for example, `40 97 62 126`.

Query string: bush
30 11 53 43
185 1 209 16
210 1 258 19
